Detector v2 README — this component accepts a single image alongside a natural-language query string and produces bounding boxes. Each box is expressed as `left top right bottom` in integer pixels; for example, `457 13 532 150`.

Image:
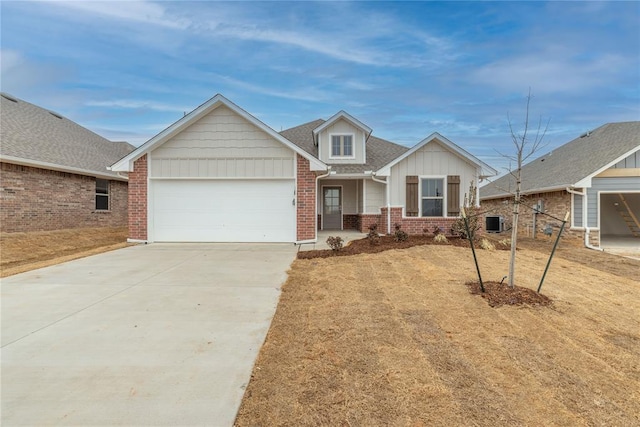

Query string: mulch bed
466 280 553 307
298 234 508 259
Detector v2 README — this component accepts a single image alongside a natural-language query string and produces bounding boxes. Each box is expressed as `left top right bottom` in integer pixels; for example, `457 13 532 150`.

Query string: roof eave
1 155 128 181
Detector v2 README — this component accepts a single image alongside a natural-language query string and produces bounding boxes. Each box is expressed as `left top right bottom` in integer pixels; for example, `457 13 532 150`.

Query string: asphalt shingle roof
0 93 134 178
280 119 409 173
480 121 640 199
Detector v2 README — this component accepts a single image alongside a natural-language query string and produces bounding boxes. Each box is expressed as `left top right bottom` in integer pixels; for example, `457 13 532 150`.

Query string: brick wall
343 214 359 230
128 155 148 241
296 155 316 241
481 190 581 241
380 207 457 236
357 214 382 233
0 162 128 233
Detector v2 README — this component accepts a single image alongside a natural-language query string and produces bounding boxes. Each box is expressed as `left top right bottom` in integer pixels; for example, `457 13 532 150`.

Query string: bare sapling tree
502 89 549 288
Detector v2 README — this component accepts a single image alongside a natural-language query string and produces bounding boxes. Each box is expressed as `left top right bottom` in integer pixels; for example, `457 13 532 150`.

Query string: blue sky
1 1 638 172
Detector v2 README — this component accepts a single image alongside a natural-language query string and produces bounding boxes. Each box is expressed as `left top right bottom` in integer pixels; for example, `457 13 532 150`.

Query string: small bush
434 233 448 243
326 236 344 251
394 223 408 242
498 238 511 248
432 225 443 236
367 223 380 246
479 238 495 250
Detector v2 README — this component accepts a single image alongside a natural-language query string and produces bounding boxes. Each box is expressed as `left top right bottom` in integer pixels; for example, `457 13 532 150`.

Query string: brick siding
380 207 457 236
296 155 316 241
128 155 148 241
358 214 382 233
480 190 581 241
0 162 127 233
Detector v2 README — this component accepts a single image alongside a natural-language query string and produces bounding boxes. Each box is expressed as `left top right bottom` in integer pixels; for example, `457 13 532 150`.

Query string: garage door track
1 243 297 426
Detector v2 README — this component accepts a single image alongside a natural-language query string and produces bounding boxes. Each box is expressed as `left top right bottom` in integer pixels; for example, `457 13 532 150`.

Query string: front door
323 187 342 230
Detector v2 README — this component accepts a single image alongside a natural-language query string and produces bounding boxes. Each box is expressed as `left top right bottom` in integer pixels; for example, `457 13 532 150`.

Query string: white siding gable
150 105 295 178
389 139 478 207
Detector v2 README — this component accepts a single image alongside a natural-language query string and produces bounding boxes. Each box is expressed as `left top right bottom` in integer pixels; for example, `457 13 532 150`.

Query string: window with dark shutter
447 175 460 216
406 176 419 217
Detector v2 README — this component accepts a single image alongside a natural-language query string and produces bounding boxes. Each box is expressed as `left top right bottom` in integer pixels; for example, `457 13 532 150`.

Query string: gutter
370 172 391 235
566 187 602 251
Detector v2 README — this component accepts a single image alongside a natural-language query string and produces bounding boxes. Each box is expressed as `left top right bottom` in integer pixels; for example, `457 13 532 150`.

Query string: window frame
420 176 446 217
328 133 356 159
95 178 110 211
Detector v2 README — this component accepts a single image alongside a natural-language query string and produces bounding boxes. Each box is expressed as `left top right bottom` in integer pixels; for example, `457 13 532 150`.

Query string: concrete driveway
1 243 297 426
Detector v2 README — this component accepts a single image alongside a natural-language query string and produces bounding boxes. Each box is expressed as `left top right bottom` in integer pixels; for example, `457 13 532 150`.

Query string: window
331 135 353 157
96 179 109 210
421 178 444 217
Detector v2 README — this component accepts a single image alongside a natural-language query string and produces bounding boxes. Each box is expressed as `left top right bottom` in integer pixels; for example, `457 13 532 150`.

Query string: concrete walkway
1 243 297 426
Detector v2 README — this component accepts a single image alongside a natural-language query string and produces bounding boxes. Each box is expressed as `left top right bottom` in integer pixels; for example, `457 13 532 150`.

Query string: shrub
479 238 495 250
394 223 408 242
326 236 344 251
432 225 443 236
498 238 511 248
367 223 380 246
434 233 448 243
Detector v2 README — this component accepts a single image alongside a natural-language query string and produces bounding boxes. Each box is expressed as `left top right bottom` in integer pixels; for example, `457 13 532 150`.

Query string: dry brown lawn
236 242 640 426
0 227 129 277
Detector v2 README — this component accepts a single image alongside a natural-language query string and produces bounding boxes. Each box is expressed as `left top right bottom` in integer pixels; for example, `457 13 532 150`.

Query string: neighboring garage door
152 180 296 242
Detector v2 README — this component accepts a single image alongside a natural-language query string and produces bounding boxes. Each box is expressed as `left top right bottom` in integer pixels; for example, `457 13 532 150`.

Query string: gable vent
48 111 63 119
1 94 18 103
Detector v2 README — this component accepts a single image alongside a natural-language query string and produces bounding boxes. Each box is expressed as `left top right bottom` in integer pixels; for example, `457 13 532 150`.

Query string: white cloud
472 50 630 94
53 0 190 29
86 99 191 113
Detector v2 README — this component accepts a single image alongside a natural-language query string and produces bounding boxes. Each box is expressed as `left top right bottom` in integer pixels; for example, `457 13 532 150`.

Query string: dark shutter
447 175 460 216
406 176 419 217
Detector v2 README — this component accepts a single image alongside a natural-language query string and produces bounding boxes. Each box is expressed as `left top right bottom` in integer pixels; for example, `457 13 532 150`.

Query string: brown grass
0 227 129 277
236 244 640 426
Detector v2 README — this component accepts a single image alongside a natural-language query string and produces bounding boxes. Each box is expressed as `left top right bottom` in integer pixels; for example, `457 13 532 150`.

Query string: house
480 122 640 249
0 93 135 233
110 94 496 243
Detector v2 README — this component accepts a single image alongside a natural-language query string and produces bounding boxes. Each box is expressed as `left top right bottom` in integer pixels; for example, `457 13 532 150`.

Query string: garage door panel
152 180 295 242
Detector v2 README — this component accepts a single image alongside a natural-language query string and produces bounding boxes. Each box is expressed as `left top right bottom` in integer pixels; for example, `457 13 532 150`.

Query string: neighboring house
480 122 640 249
0 93 135 233
111 94 496 243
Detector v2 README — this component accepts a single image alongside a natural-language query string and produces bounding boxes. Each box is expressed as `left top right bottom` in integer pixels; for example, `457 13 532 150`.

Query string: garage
600 192 640 247
151 179 296 242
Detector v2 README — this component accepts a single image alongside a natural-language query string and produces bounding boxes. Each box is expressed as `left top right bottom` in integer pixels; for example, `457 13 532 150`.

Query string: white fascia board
376 132 498 177
110 94 327 172
312 110 373 144
573 145 640 188
1 155 128 181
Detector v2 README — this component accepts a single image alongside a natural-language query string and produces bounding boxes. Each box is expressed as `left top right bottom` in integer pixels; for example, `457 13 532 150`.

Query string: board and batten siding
586 176 640 227
572 193 583 227
388 140 477 215
365 179 385 214
317 118 366 164
150 105 295 178
612 150 640 169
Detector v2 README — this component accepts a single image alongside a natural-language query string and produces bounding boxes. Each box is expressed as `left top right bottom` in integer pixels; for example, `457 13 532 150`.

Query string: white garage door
152 180 296 242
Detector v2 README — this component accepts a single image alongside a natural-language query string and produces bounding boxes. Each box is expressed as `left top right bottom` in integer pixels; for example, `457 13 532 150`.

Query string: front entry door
323 187 342 230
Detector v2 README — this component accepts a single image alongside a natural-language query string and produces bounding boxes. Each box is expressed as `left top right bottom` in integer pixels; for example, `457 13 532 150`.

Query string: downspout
566 187 602 251
371 173 390 235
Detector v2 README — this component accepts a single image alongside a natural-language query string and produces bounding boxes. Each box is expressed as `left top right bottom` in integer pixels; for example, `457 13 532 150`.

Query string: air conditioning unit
486 216 504 233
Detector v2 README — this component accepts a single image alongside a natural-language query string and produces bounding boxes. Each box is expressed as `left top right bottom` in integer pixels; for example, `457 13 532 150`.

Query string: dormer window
331 134 354 158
